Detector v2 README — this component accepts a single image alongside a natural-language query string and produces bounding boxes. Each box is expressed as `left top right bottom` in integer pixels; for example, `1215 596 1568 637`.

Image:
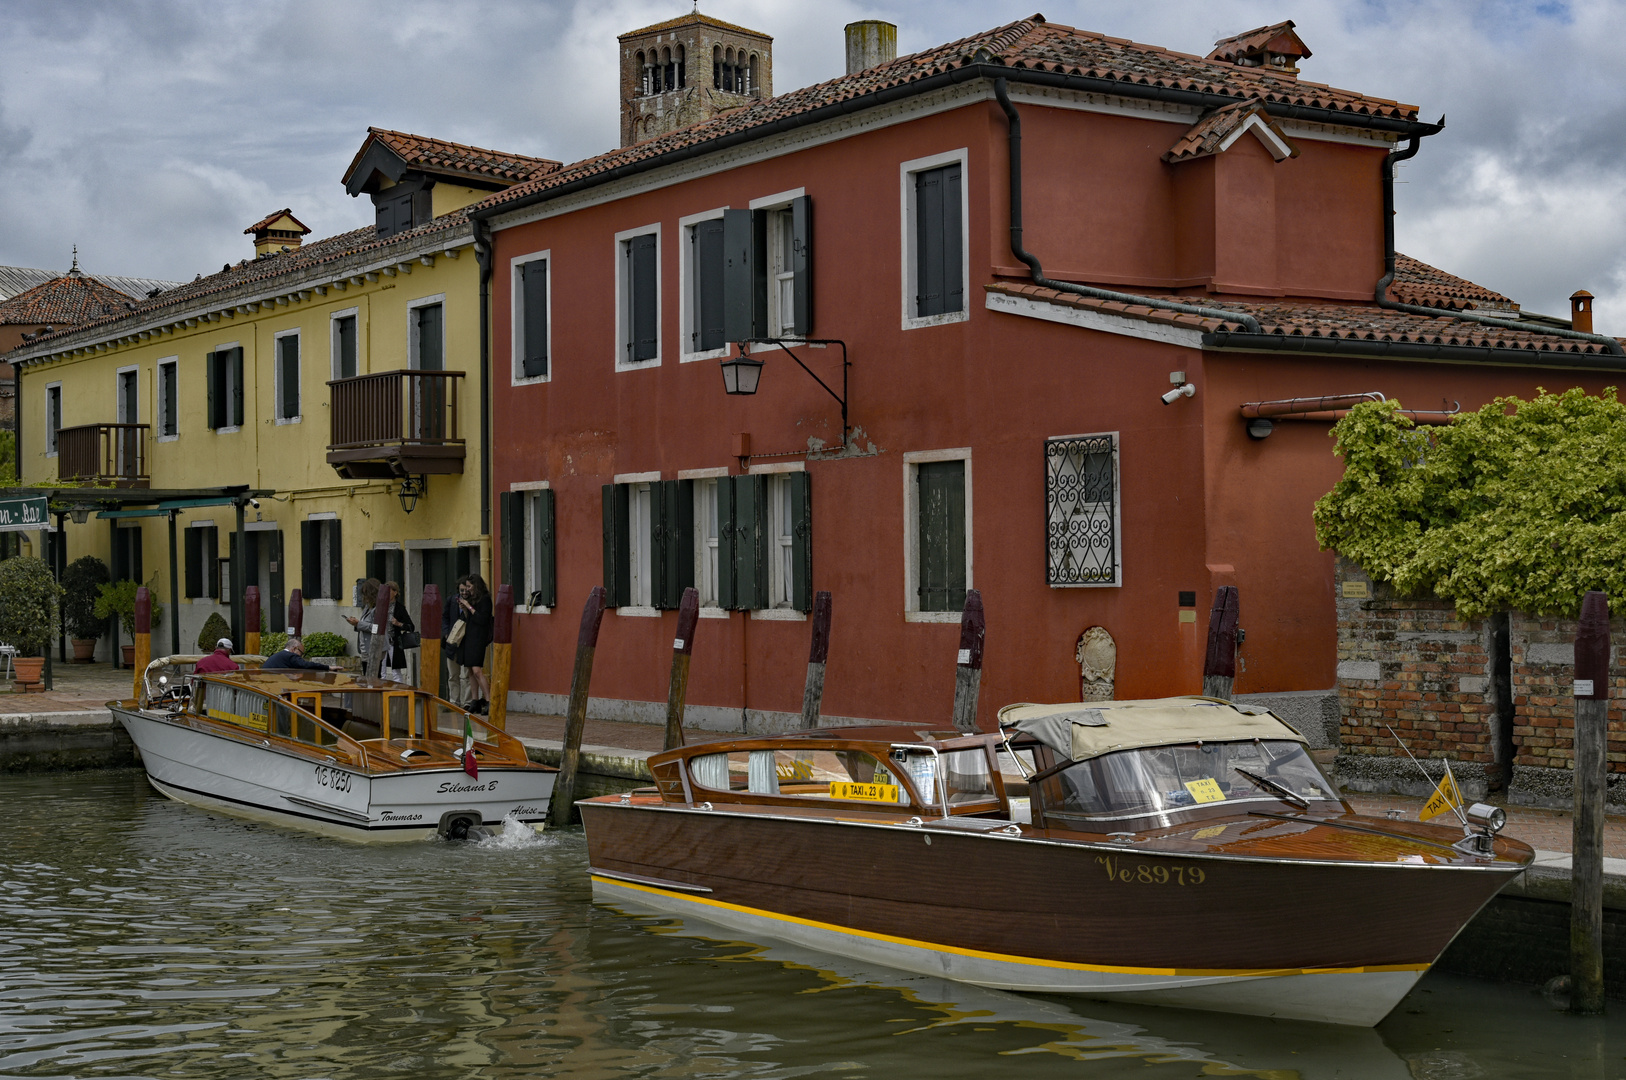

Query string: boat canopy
997 697 1305 762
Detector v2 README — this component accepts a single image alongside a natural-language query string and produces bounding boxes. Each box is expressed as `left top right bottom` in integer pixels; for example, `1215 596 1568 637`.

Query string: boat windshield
1043 739 1337 824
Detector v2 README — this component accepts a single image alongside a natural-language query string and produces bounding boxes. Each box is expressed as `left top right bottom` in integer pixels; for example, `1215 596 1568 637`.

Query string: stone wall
1335 557 1625 810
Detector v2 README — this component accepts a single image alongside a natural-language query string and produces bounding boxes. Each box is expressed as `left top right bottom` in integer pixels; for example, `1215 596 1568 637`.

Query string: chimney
845 20 897 74
1571 290 1595 334
245 209 312 258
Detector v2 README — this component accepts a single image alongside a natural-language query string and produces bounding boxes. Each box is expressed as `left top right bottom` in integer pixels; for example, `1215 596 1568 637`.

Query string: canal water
0 772 1618 1080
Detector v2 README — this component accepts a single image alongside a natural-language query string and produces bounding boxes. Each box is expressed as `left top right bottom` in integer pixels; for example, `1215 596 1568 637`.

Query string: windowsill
156 435 179 443
698 606 730 619
512 372 551 387
905 610 963 623
615 357 662 373
680 347 730 364
747 337 805 354
903 310 969 331
517 605 553 615
214 426 241 435
308 598 338 607
616 605 660 617
45 452 58 458
274 416 302 426
751 608 807 621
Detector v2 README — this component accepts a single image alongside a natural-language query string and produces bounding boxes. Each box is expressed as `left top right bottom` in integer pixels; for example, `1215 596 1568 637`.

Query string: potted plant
62 556 110 661
0 556 63 685
93 575 165 665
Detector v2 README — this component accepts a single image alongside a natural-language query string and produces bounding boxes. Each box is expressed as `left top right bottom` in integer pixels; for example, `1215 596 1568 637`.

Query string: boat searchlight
1457 802 1508 856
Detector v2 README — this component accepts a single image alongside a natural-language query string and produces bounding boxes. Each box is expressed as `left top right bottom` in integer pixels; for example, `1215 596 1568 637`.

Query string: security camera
1161 383 1196 405
249 498 261 509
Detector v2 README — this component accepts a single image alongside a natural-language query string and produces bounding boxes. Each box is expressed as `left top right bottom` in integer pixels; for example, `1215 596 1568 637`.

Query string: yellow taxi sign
1184 778 1226 804
1419 769 1462 822
830 781 899 803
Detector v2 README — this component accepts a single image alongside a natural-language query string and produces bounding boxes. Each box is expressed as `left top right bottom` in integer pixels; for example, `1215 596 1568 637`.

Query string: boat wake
474 812 550 850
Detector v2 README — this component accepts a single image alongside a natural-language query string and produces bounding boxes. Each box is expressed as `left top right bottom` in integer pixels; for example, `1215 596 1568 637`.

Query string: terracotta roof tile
619 11 770 40
479 15 1418 215
245 208 312 235
344 128 560 189
985 282 1621 355
1391 253 1516 311
1161 100 1295 163
1207 21 1311 65
0 272 133 327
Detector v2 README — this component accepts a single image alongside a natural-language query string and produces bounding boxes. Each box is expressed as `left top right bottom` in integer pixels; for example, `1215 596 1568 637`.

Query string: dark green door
916 461 966 612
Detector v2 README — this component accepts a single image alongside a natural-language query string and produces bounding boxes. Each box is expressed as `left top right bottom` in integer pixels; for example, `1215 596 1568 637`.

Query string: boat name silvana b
111 656 556 842
581 696 1532 1026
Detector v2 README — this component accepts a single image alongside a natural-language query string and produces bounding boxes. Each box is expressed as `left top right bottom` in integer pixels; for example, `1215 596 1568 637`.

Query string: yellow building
7 130 558 660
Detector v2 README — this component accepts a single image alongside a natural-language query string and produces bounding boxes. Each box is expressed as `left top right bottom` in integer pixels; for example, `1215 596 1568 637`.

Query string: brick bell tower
619 8 773 147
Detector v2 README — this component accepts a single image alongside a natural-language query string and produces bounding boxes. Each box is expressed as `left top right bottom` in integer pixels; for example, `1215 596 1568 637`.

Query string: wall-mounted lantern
398 476 426 514
719 343 764 395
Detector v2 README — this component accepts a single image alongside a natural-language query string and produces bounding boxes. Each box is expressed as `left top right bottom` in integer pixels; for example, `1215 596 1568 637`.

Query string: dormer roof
1208 20 1311 75
342 128 560 197
244 209 312 236
0 272 131 327
1162 101 1298 163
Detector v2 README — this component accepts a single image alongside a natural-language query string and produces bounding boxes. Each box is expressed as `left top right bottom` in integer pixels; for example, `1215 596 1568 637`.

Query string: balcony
326 370 466 480
57 423 149 487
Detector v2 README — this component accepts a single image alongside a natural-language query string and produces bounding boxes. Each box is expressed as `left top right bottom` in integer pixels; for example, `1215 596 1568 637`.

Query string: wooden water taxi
111 656 556 842
581 696 1532 1026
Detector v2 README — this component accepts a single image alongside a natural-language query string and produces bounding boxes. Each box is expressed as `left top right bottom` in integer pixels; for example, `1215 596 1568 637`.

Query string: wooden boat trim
589 867 713 893
283 793 372 822
1246 810 1468 854
593 873 1429 979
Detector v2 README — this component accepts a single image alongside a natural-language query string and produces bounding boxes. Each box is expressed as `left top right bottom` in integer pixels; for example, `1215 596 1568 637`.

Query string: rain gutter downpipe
474 218 494 537
992 78 1261 335
1375 130 1622 355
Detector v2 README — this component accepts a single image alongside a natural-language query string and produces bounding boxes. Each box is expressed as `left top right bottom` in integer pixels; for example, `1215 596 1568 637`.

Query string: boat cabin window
688 748 913 806
895 746 1000 812
270 700 340 747
1037 739 1337 826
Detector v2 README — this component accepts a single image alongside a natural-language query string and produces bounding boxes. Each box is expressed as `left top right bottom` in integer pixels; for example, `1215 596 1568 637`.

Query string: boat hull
115 706 555 842
581 802 1522 1026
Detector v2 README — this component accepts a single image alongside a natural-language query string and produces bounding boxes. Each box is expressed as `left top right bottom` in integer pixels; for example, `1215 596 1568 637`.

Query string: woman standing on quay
455 574 494 714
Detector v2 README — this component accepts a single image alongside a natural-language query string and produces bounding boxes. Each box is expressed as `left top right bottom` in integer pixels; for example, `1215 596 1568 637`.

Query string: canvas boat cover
997 696 1305 762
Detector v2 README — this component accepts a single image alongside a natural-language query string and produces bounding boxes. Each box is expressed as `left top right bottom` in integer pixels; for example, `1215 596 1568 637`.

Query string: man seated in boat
262 637 336 672
193 638 240 674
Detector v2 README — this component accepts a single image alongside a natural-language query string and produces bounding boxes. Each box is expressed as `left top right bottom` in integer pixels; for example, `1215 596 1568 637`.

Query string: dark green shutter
326 520 342 602
205 351 220 429
162 365 178 436
695 218 726 352
499 491 525 595
602 483 630 607
653 479 693 609
522 262 549 378
279 336 299 419
916 461 967 611
731 474 768 610
301 520 319 599
204 527 219 597
534 489 556 608
230 347 245 427
717 477 738 610
629 235 657 362
338 316 357 379
185 528 202 598
790 471 812 612
721 209 757 342
791 195 813 336
416 304 444 371
915 164 963 318
365 548 384 583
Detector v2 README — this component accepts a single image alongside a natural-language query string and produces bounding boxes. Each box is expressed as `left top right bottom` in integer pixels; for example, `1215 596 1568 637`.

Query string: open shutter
365 549 384 583
499 491 524 595
717 477 738 610
731 474 769 610
629 235 657 362
185 528 202 599
337 316 358 379
790 471 812 612
650 483 669 608
916 168 945 317
205 351 220 430
522 261 549 378
791 195 813 337
326 520 342 603
301 521 319 599
534 489 556 608
721 209 756 343
695 218 726 352
417 305 444 371
653 479 693 609
204 527 219 597
279 336 299 419
942 164 963 314
230 347 245 427
602 483 631 608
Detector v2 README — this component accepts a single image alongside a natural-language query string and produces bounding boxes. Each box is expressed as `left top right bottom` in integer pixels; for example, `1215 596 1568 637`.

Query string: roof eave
1203 331 1626 371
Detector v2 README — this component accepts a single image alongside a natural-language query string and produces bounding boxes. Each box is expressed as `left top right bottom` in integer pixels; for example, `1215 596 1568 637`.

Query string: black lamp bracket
742 338 850 449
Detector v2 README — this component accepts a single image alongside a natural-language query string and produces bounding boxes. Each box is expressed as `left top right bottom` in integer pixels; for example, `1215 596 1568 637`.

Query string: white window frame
903 447 973 623
748 188 807 341
272 328 301 425
212 339 242 434
678 207 729 363
406 293 447 370
155 358 179 442
747 459 806 620
507 479 553 614
329 306 361 381
613 470 660 615
614 222 662 372
510 249 552 386
680 467 731 618
187 518 220 602
1045 431 1123 588
44 382 62 457
899 148 971 331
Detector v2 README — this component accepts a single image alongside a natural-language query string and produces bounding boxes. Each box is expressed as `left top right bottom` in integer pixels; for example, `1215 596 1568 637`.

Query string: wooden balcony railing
57 423 149 487
326 370 466 480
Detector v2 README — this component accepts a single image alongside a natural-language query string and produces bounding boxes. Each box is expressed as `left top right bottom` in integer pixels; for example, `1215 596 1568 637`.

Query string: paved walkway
0 661 137 713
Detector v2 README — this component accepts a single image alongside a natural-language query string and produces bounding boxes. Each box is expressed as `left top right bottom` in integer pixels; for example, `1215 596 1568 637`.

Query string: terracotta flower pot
12 657 44 685
72 639 97 662
121 644 135 666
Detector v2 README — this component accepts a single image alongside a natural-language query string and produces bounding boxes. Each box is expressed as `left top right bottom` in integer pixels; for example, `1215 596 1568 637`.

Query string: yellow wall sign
209 708 268 732
830 781 899 803
1184 778 1227 804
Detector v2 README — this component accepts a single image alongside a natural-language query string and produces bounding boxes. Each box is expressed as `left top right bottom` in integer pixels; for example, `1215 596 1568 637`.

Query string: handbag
398 630 422 650
446 619 467 646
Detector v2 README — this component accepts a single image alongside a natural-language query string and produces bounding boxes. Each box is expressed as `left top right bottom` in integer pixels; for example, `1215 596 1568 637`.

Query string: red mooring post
951 590 986 732
367 582 393 678
1570 590 1609 1015
800 591 833 728
490 584 515 730
244 586 261 657
132 586 152 699
1202 586 1240 700
550 586 608 826
664 588 700 749
420 585 443 699
287 589 304 637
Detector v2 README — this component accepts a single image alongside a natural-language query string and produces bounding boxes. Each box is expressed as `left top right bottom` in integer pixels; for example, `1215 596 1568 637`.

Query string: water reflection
0 772 1616 1079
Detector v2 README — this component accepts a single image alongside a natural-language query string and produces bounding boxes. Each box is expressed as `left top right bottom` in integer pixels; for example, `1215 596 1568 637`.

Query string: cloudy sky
1 0 1621 330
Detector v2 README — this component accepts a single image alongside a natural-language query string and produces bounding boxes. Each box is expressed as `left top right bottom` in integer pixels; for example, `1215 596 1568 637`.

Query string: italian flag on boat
462 715 479 778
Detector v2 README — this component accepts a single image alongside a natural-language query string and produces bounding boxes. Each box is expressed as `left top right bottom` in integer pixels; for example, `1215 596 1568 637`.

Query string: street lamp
68 505 91 525
719 344 764 395
398 476 426 514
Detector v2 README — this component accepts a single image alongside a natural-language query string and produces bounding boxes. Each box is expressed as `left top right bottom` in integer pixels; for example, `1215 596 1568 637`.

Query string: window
499 488 556 609
374 185 427 239
616 225 660 367
364 547 405 596
116 367 138 424
157 359 178 439
682 211 727 359
905 450 971 619
720 194 813 342
331 309 359 380
44 383 62 456
301 517 343 600
765 472 804 610
901 151 968 328
409 298 445 370
511 252 550 382
694 477 723 606
627 482 654 607
115 366 140 476
274 331 300 422
1045 433 1121 587
185 522 220 599
112 523 142 584
207 345 244 430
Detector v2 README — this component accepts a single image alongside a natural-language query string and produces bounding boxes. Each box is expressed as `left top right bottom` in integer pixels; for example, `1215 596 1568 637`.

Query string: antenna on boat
1384 724 1469 826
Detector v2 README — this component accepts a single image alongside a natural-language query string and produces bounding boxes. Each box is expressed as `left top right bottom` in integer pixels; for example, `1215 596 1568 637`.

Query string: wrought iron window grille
1045 434 1119 586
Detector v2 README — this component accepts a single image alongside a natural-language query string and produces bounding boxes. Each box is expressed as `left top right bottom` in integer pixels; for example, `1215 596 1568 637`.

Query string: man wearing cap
194 638 240 674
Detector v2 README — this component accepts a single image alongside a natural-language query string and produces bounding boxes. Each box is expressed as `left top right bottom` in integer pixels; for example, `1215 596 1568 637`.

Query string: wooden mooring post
489 584 514 730
664 588 699 750
288 588 303 637
419 585 442 699
800 591 832 728
951 590 986 732
550 586 607 827
1202 586 1240 700
244 586 261 657
1570 590 1608 1016
131 587 152 699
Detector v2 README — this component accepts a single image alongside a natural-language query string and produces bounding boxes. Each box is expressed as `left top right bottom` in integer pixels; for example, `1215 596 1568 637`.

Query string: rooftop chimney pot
845 20 897 74
1571 290 1595 334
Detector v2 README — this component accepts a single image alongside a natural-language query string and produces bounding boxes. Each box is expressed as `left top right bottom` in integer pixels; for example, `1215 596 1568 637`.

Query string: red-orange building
470 15 1625 734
